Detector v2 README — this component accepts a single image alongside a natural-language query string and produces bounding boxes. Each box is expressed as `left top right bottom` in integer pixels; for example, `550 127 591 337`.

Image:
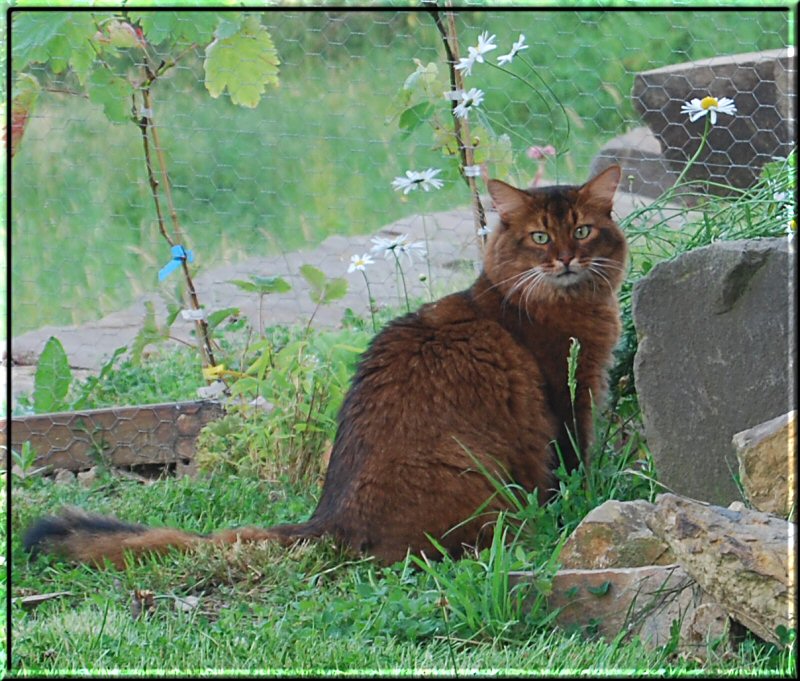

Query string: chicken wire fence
7 8 794 439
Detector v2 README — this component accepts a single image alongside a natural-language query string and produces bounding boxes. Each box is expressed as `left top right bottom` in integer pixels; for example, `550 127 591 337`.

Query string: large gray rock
632 49 795 193
632 238 795 505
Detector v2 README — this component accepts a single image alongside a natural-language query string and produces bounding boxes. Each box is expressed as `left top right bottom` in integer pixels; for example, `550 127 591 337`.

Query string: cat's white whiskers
587 264 613 293
590 256 626 272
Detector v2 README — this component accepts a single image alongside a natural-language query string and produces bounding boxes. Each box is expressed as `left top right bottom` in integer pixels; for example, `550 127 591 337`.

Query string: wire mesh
5 8 794 469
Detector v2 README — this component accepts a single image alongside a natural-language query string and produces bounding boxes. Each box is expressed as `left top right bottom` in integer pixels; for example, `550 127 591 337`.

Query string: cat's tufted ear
579 164 620 210
488 179 529 223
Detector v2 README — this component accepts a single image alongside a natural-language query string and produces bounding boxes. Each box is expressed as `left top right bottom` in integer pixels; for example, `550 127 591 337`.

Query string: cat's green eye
530 231 550 244
574 225 592 240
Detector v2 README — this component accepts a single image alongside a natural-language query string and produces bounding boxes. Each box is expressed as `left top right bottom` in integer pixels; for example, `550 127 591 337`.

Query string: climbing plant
10 10 280 371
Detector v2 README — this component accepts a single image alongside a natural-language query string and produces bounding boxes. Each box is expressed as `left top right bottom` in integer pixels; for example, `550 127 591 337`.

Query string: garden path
6 190 695 407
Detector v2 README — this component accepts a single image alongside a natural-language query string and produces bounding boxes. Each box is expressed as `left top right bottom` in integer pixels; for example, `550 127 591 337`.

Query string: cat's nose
558 254 572 266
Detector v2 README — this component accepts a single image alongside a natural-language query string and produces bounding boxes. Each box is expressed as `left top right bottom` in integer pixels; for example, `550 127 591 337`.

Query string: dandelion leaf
203 15 279 108
33 336 73 414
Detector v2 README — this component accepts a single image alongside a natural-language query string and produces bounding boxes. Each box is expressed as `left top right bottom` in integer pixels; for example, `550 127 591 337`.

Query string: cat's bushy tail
22 507 325 569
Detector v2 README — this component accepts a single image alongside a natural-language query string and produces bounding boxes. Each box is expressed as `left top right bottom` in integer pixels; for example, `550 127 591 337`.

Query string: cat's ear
579 164 620 209
488 179 529 223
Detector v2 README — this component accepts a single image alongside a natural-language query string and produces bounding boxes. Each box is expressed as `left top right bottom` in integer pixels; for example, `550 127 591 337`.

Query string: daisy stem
360 270 377 333
421 213 434 302
672 116 711 191
393 251 410 312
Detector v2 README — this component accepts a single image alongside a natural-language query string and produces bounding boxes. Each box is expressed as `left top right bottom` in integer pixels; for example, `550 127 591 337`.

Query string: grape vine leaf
88 68 133 123
128 11 221 47
203 15 280 108
9 73 40 157
12 12 96 82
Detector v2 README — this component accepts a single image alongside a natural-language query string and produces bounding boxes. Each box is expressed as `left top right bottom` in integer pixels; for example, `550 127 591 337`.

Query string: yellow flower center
700 96 719 110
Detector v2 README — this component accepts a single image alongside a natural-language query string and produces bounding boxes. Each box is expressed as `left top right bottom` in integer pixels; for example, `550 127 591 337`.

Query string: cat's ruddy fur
23 165 627 569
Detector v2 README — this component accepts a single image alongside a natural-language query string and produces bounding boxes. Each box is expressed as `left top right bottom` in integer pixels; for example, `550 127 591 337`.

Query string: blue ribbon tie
158 244 194 281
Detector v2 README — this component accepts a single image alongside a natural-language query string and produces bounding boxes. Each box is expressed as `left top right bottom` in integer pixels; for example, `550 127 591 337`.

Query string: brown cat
23 165 627 569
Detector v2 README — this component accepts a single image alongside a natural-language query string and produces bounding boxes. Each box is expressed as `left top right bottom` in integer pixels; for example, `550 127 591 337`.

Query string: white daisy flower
787 218 796 242
477 224 493 237
391 168 443 194
453 87 485 119
464 164 482 177
497 34 528 66
454 46 479 77
680 95 737 125
370 234 426 264
419 167 444 191
348 253 374 273
397 239 427 263
474 31 497 59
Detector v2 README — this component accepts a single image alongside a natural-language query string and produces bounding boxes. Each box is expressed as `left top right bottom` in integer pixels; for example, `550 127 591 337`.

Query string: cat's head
484 165 628 304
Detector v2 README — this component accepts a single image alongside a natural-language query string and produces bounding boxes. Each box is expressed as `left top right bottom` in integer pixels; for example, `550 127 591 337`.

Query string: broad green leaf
129 11 221 47
207 306 240 330
399 102 434 139
229 275 291 295
203 15 280 108
322 277 348 304
12 12 97 79
299 264 326 296
33 336 72 413
12 12 72 70
88 68 134 123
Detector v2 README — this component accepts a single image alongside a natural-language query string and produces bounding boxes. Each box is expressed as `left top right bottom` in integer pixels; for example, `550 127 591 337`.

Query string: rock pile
513 474 795 658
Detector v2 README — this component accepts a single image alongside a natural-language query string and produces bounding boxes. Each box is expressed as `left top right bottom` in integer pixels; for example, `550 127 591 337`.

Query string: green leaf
399 102 434 139
129 11 221 47
207 306 240 330
12 12 72 70
229 275 291 295
203 15 280 108
12 12 97 80
322 277 348 304
299 264 326 298
33 336 73 413
88 68 133 123
301 265 347 305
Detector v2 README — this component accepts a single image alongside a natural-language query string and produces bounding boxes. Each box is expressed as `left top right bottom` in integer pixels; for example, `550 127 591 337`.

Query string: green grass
11 9 788 334
9 459 794 675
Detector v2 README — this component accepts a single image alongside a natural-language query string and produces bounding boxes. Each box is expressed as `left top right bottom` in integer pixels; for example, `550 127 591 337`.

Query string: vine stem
136 88 217 369
429 5 488 246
